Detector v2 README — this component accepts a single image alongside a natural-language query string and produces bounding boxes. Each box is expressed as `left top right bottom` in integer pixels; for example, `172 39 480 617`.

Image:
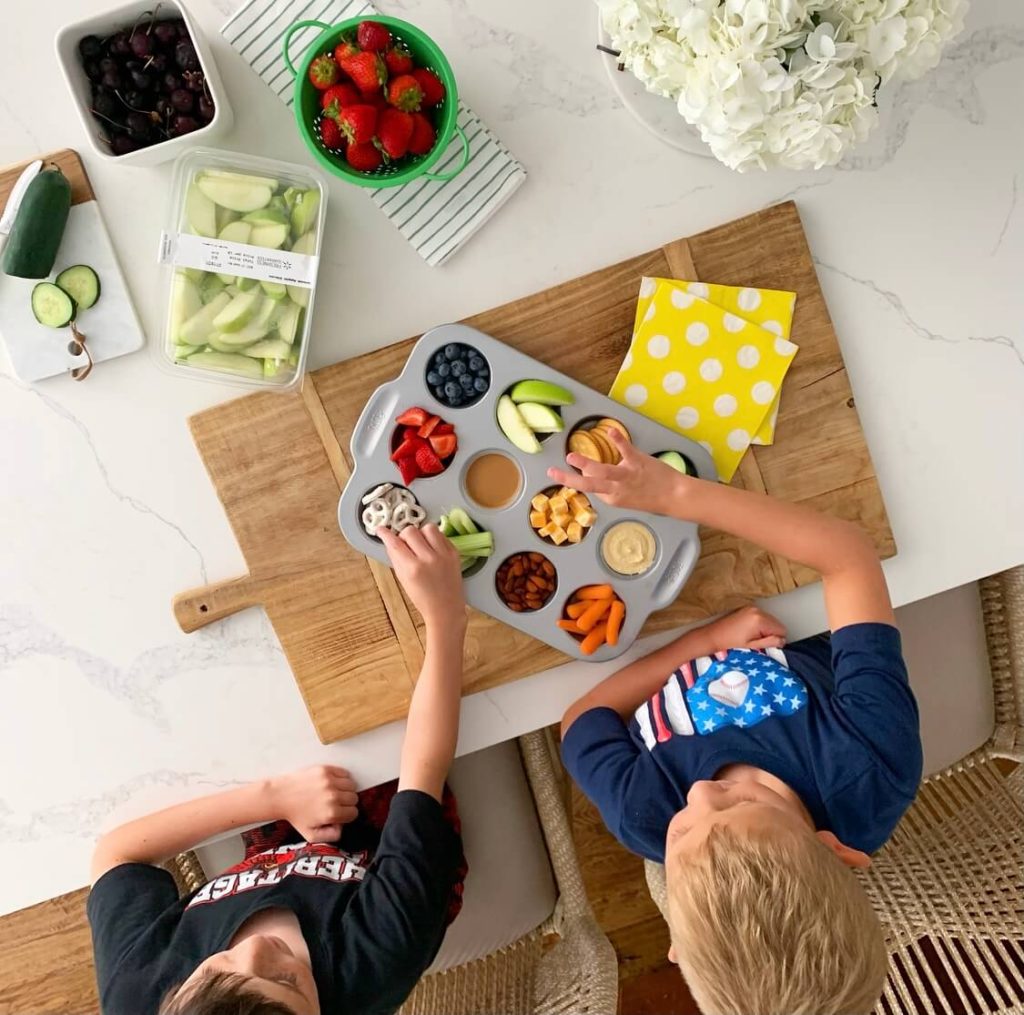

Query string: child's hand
267 765 359 842
707 605 787 651
378 523 466 629
547 428 690 516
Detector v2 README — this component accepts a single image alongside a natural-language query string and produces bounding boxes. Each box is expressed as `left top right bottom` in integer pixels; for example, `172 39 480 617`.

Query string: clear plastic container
158 148 327 392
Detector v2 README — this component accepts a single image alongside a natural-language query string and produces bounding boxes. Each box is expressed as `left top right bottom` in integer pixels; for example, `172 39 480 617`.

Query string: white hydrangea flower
599 0 968 171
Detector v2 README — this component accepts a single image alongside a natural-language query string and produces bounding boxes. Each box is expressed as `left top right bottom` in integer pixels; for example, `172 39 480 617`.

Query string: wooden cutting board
176 202 895 744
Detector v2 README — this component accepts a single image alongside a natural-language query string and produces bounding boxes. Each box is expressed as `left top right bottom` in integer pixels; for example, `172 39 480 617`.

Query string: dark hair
159 971 298 1015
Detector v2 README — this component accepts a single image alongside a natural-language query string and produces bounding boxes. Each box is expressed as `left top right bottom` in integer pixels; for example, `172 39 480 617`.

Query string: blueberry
450 360 466 377
444 381 461 400
449 392 463 407
436 362 450 378
444 343 459 360
468 356 485 373
427 370 442 386
473 376 489 393
433 350 446 366
459 372 474 390
433 385 447 401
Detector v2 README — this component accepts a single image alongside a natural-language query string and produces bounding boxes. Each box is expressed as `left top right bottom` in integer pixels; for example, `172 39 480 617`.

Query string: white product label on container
158 231 319 289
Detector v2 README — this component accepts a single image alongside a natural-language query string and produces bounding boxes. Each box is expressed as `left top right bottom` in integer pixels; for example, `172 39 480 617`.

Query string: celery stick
448 532 494 555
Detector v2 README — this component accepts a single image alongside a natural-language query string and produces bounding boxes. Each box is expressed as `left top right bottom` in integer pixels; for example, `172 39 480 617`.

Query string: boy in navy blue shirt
549 430 921 1015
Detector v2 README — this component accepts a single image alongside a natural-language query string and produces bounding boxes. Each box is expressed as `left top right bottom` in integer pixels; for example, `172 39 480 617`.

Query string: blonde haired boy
551 432 920 1015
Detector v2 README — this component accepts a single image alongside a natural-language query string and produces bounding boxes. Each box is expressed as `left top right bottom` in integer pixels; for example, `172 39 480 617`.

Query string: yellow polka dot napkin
610 278 798 481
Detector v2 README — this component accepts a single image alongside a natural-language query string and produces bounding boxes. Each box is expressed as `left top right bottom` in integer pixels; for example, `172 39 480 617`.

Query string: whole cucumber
2 166 72 279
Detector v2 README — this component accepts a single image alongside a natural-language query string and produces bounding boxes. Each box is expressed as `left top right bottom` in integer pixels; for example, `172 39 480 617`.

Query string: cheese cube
574 507 598 527
531 494 550 512
549 526 568 545
560 487 578 501
552 510 571 528
569 494 590 515
549 495 568 515
538 522 557 538
567 521 583 543
530 511 548 528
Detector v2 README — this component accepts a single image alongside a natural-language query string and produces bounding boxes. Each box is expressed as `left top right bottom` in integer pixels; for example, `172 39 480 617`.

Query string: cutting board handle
173 574 267 632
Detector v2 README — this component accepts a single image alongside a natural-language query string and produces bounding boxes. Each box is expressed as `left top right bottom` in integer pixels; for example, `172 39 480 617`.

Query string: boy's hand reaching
707 605 787 652
268 765 359 842
379 523 466 629
547 428 689 516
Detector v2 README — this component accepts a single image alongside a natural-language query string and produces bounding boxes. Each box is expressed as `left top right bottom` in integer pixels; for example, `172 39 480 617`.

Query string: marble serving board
176 202 896 745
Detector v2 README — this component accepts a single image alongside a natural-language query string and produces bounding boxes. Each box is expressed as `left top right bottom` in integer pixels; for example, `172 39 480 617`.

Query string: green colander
283 16 470 188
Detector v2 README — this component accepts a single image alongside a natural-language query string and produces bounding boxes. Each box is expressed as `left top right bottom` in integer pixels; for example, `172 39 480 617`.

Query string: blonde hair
666 825 887 1015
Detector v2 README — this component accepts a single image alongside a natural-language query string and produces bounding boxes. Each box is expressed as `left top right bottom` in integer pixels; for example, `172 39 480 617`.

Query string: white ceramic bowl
55 0 233 166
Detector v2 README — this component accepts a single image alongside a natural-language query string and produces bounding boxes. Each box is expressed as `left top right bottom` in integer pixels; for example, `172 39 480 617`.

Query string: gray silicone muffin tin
338 324 719 662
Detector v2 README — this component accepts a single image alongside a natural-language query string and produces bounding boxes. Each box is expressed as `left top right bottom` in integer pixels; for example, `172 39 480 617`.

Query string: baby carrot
557 619 584 633
574 584 614 601
566 601 590 620
576 597 611 633
580 623 608 656
605 599 625 646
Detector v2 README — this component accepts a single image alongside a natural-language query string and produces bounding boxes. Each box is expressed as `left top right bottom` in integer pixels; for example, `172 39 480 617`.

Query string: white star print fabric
633 647 807 750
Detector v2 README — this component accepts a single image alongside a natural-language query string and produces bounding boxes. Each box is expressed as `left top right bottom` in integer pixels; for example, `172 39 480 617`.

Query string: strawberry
402 426 421 440
396 407 430 426
337 104 378 144
377 107 415 159
308 54 339 90
319 115 344 150
414 443 444 476
432 422 455 435
357 20 391 53
429 433 457 458
390 436 421 461
417 414 441 438
408 112 436 155
341 51 385 96
321 82 360 115
334 40 359 66
387 74 423 112
412 67 445 107
384 45 413 76
396 456 419 486
347 142 382 171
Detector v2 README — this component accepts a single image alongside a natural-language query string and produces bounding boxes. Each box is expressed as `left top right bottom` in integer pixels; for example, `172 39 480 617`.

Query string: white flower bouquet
598 0 968 171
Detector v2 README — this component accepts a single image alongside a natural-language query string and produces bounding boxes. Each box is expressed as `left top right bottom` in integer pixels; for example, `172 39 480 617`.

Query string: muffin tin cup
338 324 718 661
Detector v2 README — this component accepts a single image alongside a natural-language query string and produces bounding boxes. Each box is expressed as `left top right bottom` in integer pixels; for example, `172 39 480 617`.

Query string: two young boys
88 430 920 1015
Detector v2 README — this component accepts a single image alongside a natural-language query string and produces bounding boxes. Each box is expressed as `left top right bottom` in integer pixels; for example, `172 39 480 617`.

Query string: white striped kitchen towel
222 0 527 266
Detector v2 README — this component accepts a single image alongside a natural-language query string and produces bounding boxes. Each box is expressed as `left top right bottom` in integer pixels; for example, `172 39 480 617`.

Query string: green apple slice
275 301 302 345
169 274 202 345
215 206 240 232
261 280 288 300
249 223 289 249
516 401 564 433
657 451 693 476
241 337 292 359
212 290 261 333
509 379 575 406
179 292 231 345
497 395 541 454
218 221 252 244
290 190 320 238
243 208 289 227
200 169 280 191
185 351 265 379
185 182 216 237
197 176 274 213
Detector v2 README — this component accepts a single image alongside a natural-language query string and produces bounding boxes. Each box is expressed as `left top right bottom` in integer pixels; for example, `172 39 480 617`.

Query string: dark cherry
100 69 123 90
170 88 193 113
155 96 174 118
92 88 117 117
84 59 101 82
173 19 189 37
147 52 168 72
99 56 118 74
129 31 151 58
197 94 215 121
130 68 152 90
184 70 205 92
109 32 131 56
170 114 199 136
163 71 182 91
174 39 198 71
111 134 142 155
78 35 103 60
153 21 178 46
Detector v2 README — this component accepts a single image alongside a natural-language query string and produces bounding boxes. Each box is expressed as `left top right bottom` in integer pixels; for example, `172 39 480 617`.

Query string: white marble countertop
2 0 1022 916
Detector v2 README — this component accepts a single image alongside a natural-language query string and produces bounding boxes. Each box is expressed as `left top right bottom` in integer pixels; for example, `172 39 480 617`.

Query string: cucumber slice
275 301 302 345
213 291 261 333
249 223 289 249
185 183 217 237
31 282 76 328
179 292 231 345
197 176 274 213
184 351 265 380
218 221 251 244
55 265 101 310
241 337 291 359
169 274 202 344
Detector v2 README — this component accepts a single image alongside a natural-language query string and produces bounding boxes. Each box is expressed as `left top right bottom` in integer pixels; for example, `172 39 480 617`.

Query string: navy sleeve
87 863 179 996
830 623 923 795
561 707 640 843
338 790 461 1014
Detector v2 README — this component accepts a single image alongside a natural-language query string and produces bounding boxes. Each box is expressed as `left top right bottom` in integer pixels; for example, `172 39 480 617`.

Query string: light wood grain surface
0 149 94 207
181 201 894 744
